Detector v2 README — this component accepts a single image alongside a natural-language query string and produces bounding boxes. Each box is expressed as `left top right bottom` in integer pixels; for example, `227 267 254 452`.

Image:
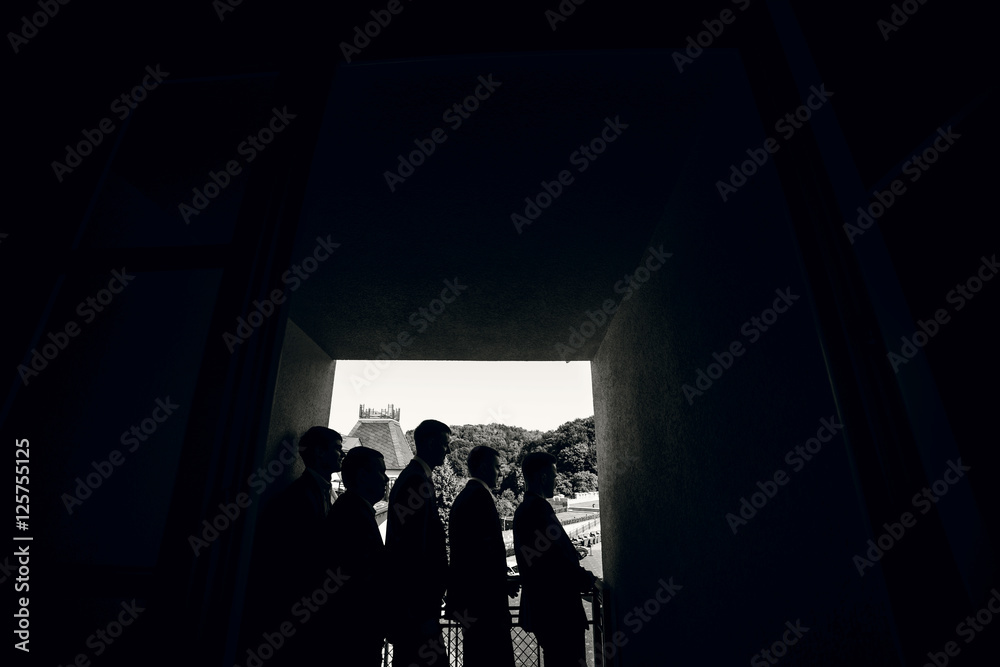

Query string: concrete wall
591 194 897 665
260 318 337 502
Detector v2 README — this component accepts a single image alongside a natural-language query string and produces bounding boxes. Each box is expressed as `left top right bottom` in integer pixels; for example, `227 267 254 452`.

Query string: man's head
414 419 452 469
467 445 501 489
522 451 558 498
298 427 344 477
341 447 388 505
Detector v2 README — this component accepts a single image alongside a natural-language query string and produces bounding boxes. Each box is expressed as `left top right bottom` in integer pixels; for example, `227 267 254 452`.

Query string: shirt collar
470 477 493 494
412 455 432 479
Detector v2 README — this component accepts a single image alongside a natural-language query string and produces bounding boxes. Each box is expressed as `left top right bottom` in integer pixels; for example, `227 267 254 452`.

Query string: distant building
334 404 413 499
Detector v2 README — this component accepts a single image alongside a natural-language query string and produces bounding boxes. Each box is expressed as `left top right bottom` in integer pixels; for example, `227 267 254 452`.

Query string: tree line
404 416 598 529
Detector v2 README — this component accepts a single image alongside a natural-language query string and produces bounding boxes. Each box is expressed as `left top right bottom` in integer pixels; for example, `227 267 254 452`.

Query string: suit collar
340 488 375 515
305 467 332 492
469 477 493 495
412 455 432 479
525 492 553 512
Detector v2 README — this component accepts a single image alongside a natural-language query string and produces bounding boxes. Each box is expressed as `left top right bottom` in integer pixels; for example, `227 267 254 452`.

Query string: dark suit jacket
257 471 330 575
243 471 332 651
262 470 329 527
447 479 512 624
513 493 593 635
386 459 448 635
327 489 386 627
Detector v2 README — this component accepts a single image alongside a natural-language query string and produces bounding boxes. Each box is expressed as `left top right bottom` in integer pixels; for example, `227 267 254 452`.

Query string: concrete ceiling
288 52 731 361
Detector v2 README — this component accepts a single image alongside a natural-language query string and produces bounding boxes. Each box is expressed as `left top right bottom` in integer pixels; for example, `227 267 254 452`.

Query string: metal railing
382 577 608 666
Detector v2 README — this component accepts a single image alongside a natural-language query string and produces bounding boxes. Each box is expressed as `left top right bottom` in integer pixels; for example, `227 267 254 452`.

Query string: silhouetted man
448 445 518 667
327 446 390 667
243 426 344 665
386 419 452 667
514 452 596 667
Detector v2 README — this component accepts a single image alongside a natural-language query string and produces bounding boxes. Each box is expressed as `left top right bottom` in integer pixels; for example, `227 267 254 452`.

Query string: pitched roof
346 418 413 470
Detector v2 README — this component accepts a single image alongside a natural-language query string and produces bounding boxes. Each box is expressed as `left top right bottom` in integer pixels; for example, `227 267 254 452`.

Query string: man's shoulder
330 493 379 537
454 479 486 503
283 472 311 492
387 463 435 529
389 462 421 495
513 494 543 527
513 495 527 516
329 489 360 519
266 474 314 511
451 481 491 517
515 493 549 514
397 460 427 484
450 482 472 507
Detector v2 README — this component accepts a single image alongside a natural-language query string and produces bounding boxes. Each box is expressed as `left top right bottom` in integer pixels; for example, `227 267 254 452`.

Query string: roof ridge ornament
358 403 401 421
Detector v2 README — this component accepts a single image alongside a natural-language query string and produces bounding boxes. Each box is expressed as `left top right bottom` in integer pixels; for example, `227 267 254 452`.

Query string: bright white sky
329 361 594 434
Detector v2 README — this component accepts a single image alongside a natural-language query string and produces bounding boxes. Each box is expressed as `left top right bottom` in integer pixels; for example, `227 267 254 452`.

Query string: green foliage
497 488 518 518
447 437 474 477
406 416 597 532
432 462 465 541
571 470 599 493
555 474 574 497
545 417 596 469
499 467 524 499
557 440 596 476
